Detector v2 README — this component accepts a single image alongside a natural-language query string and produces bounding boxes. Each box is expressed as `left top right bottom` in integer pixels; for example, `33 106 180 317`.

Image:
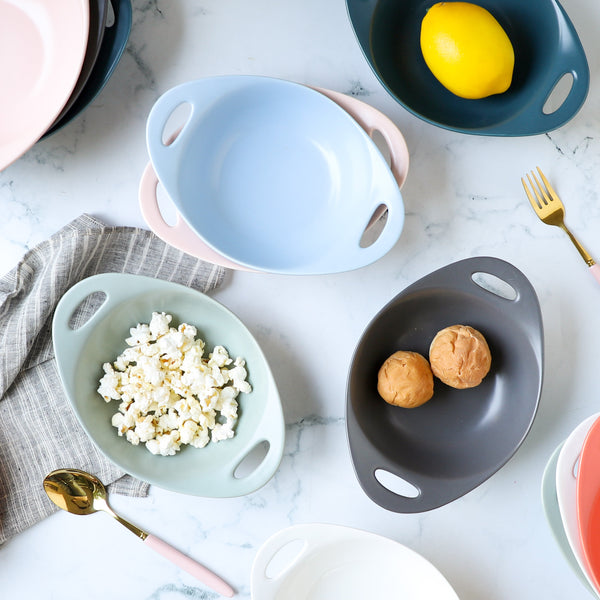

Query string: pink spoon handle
144 534 235 597
590 264 600 284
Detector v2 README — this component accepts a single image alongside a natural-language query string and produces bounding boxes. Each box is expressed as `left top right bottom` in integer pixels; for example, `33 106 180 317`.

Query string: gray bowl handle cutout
347 256 543 513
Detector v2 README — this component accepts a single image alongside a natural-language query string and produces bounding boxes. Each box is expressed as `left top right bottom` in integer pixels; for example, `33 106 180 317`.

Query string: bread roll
429 325 491 389
377 351 434 408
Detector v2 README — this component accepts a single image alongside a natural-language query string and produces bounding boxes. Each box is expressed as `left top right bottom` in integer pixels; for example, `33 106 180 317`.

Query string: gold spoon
43 468 234 597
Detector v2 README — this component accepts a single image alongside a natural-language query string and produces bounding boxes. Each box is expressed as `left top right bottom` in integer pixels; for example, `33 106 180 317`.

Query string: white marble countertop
2 0 600 598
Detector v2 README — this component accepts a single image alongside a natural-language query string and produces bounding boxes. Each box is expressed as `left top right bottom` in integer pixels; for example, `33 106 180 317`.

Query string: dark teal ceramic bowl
43 0 132 137
346 0 589 136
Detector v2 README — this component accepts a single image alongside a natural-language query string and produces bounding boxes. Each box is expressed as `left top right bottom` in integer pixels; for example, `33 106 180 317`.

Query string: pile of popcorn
97 312 252 456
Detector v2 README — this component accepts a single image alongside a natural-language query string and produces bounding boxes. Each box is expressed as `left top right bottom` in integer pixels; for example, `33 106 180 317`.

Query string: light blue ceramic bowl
52 273 285 497
146 76 405 274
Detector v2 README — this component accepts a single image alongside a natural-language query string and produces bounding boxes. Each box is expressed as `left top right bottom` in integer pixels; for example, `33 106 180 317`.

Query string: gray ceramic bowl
52 273 284 497
346 257 543 512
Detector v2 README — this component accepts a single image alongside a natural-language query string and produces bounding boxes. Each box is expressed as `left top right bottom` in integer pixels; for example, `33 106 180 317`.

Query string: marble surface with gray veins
3 1 600 599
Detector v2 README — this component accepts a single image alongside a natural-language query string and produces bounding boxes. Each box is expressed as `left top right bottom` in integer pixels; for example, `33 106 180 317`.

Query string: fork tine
521 176 541 210
530 170 551 206
526 172 546 208
536 167 560 203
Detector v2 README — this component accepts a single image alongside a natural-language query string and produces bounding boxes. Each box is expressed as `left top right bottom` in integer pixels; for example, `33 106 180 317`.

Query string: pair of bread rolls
377 325 491 408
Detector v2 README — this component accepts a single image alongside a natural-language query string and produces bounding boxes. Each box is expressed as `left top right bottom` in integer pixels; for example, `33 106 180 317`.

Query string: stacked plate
0 0 132 171
543 414 600 596
140 75 410 275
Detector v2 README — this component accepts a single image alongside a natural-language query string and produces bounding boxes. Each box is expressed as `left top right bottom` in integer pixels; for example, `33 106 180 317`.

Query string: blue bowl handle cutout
146 83 202 191
302 181 404 274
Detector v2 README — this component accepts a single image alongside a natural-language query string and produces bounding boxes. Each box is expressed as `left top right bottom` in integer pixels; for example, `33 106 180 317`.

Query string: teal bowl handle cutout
53 275 122 349
146 81 202 193
495 0 590 136
226 376 286 495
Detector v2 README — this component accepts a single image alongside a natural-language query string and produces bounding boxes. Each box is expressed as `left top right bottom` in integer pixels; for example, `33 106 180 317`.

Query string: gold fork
521 167 600 283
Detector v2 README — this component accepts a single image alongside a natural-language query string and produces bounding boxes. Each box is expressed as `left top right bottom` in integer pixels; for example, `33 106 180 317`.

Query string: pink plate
138 159 255 271
577 415 600 592
0 0 89 170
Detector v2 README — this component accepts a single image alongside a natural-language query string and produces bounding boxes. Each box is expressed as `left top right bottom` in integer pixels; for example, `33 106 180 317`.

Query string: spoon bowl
44 468 100 515
44 468 146 536
43 468 235 596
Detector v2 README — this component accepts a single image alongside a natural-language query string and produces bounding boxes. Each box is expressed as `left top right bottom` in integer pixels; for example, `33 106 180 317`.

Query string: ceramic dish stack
542 414 600 596
139 75 410 275
0 0 132 171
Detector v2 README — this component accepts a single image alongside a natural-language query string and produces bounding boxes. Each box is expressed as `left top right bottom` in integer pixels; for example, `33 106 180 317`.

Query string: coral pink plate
577 415 600 593
0 0 89 170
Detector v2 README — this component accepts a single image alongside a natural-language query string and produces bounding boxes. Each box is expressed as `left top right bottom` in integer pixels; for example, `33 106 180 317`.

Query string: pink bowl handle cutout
314 87 409 228
590 264 600 285
314 87 409 190
144 534 235 597
138 160 254 270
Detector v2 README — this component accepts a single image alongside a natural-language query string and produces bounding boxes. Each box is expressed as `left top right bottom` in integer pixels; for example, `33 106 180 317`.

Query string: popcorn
97 312 252 456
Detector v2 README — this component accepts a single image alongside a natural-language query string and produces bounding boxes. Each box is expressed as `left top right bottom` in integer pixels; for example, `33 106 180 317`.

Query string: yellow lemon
420 2 515 99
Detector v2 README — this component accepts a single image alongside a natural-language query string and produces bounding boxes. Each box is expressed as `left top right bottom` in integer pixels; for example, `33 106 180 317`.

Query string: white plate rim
555 413 600 592
251 523 460 599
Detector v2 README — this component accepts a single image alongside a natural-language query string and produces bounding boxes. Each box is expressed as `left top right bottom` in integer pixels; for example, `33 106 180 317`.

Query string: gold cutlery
43 468 234 597
521 167 600 283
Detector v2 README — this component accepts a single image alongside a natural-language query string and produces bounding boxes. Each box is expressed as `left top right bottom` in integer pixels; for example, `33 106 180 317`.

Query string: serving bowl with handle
52 273 285 497
146 76 406 274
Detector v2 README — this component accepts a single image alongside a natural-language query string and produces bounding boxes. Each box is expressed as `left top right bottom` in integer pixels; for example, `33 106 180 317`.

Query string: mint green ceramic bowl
52 273 284 497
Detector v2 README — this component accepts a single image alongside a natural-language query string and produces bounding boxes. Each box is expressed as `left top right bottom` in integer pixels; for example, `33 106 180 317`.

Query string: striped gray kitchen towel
0 214 226 544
